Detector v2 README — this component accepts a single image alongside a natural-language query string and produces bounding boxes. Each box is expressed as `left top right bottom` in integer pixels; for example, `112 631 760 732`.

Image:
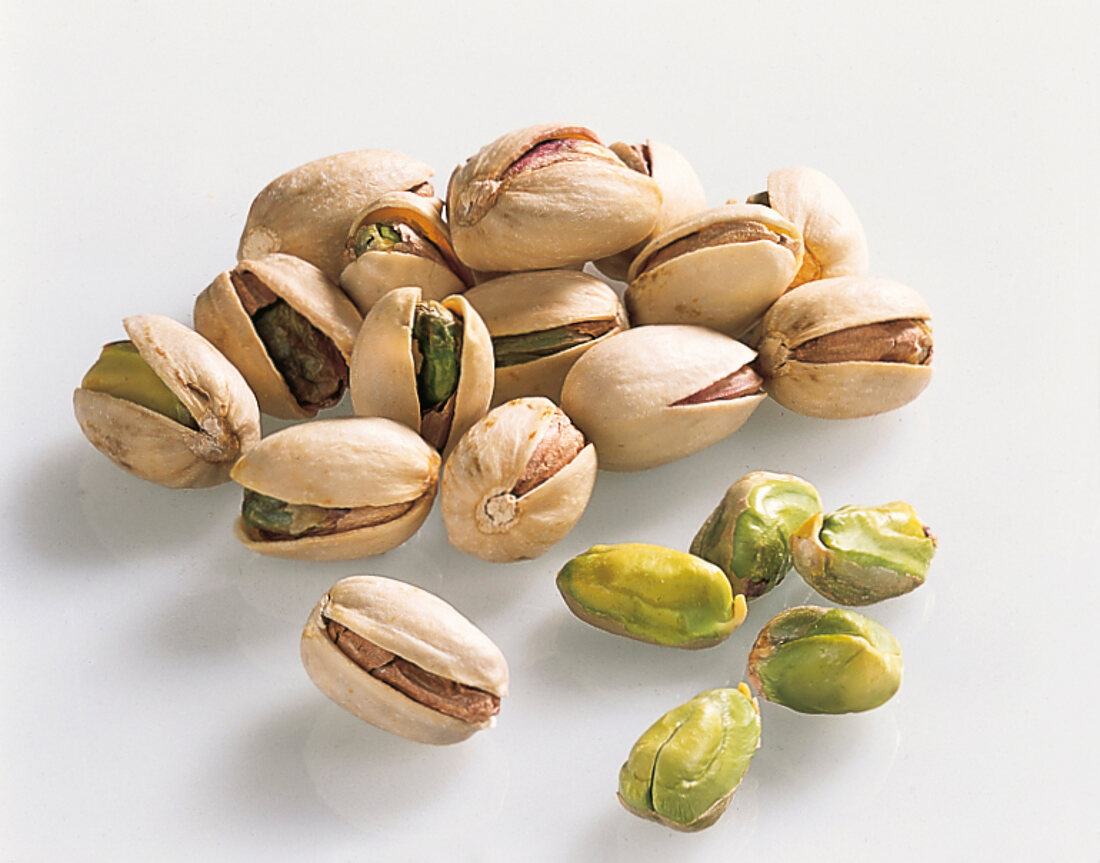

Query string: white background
2 2 1098 860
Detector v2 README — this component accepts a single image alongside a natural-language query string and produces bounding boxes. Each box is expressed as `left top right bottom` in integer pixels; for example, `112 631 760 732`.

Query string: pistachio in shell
618 684 761 831
73 314 261 488
439 397 597 563
690 471 823 599
560 325 765 472
756 276 933 419
446 122 661 272
791 502 936 605
556 543 748 648
746 606 903 714
231 417 440 561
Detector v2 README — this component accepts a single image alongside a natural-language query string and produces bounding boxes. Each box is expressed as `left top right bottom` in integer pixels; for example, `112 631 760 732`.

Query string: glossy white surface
2 2 1097 860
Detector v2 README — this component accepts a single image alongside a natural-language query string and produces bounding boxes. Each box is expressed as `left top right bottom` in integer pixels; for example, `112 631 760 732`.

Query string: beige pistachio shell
560 326 765 472
301 575 508 744
440 398 598 562
73 315 261 488
238 150 435 283
231 417 439 561
757 277 933 418
594 139 708 281
447 123 661 271
625 204 803 339
463 270 627 406
193 253 362 420
349 287 494 457
340 191 474 314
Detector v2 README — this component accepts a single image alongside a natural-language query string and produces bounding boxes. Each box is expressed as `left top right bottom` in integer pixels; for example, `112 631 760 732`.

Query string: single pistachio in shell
617 684 761 831
74 314 261 488
238 149 436 284
462 270 627 406
231 417 440 561
556 543 748 649
593 139 708 281
446 122 661 272
690 471 823 599
756 276 933 419
339 191 475 314
193 253 362 420
746 605 903 714
624 204 804 339
791 502 936 605
440 397 597 563
349 287 493 457
560 325 766 472
301 575 509 745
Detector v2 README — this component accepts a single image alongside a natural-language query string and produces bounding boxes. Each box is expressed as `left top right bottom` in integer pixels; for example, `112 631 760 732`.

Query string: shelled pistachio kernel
81 341 196 429
791 502 936 605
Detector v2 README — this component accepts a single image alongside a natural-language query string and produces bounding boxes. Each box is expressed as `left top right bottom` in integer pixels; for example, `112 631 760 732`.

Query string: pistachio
231 417 439 561
339 191 474 314
73 315 260 488
301 575 508 744
440 397 597 562
238 149 435 283
618 684 761 831
349 287 493 456
462 270 627 406
747 606 903 714
791 502 936 605
690 471 823 599
556 543 748 648
193 253 362 419
756 276 933 418
560 325 765 471
624 204 804 339
447 123 661 271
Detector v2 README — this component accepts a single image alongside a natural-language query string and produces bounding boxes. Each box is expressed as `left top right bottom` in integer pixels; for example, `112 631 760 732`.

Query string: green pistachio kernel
555 543 748 649
791 502 936 606
747 605 902 714
618 684 761 831
352 223 402 257
81 341 197 428
252 300 348 409
240 489 335 538
690 471 822 599
413 300 461 411
745 190 771 207
492 321 608 368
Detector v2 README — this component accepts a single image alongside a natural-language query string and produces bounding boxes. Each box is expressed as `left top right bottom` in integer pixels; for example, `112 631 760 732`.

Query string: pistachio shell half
238 149 435 283
463 270 627 406
690 471 823 599
447 123 661 271
440 397 597 562
618 684 761 831
560 325 766 472
74 314 261 488
756 276 933 418
556 543 748 648
231 417 439 561
301 575 508 744
746 606 903 714
791 502 936 605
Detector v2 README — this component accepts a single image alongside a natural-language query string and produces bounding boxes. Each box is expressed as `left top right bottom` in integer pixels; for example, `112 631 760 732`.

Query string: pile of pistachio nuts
72 122 936 832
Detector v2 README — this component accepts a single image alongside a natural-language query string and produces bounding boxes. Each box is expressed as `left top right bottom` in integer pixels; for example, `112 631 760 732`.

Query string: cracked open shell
238 149 435 283
560 325 766 472
349 287 493 458
446 122 661 272
74 314 261 488
193 253 362 420
462 270 627 406
231 417 440 561
339 191 474 314
625 204 804 339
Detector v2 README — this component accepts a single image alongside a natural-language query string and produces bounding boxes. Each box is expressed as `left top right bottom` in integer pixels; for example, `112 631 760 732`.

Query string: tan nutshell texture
300 575 508 744
238 150 435 283
73 315 261 488
561 326 765 471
